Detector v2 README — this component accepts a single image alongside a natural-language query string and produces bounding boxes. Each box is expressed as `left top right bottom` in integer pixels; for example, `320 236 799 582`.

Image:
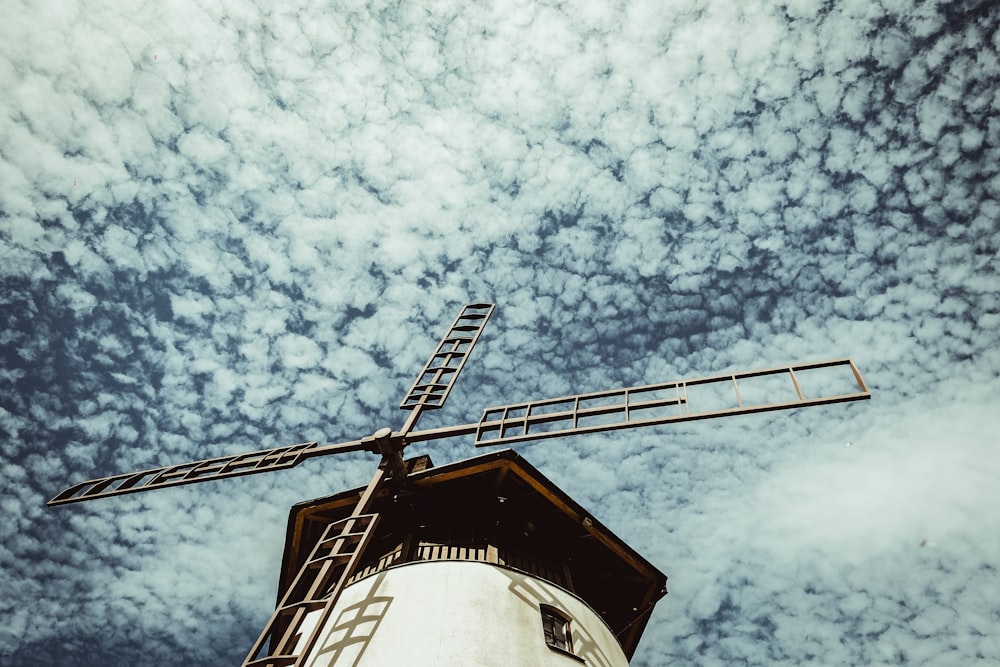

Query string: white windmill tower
49 303 870 666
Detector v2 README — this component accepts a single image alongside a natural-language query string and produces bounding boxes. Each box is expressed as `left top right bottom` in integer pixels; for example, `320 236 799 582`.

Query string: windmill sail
47 439 368 506
473 358 869 447
399 303 494 411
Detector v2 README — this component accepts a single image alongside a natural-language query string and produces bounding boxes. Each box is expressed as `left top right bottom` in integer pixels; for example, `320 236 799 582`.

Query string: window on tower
540 604 580 659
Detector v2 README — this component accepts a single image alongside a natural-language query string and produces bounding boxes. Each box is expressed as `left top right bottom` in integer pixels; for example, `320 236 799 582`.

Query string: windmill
48 303 870 666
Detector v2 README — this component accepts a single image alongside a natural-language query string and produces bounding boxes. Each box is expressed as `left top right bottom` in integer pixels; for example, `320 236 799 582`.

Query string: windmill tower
267 450 666 666
48 303 870 666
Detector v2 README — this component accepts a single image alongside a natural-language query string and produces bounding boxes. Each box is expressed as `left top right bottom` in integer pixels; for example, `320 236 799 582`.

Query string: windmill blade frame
46 438 371 507
470 358 870 447
398 303 495 413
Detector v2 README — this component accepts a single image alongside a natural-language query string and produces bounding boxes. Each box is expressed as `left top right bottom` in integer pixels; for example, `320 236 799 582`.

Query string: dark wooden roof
278 449 667 659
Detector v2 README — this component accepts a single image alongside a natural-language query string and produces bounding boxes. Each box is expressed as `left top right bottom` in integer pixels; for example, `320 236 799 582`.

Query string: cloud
1 0 998 665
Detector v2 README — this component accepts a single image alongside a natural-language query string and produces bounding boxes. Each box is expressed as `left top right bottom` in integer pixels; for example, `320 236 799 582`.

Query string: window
540 605 576 656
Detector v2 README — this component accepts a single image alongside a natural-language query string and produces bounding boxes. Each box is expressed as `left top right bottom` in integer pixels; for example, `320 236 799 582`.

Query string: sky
1 0 998 664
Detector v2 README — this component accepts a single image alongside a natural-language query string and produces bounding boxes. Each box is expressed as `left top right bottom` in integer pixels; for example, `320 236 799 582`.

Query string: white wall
299 560 631 667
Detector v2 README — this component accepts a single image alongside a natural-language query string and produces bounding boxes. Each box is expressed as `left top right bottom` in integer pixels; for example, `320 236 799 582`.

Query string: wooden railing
347 536 573 590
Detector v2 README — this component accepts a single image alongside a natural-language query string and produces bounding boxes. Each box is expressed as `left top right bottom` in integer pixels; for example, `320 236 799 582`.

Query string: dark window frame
540 604 584 662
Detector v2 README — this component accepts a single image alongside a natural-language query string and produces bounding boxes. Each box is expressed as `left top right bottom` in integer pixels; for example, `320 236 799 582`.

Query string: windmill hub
366 426 407 480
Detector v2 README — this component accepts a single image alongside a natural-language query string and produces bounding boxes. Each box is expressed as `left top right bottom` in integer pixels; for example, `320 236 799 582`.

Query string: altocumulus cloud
1 0 999 665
